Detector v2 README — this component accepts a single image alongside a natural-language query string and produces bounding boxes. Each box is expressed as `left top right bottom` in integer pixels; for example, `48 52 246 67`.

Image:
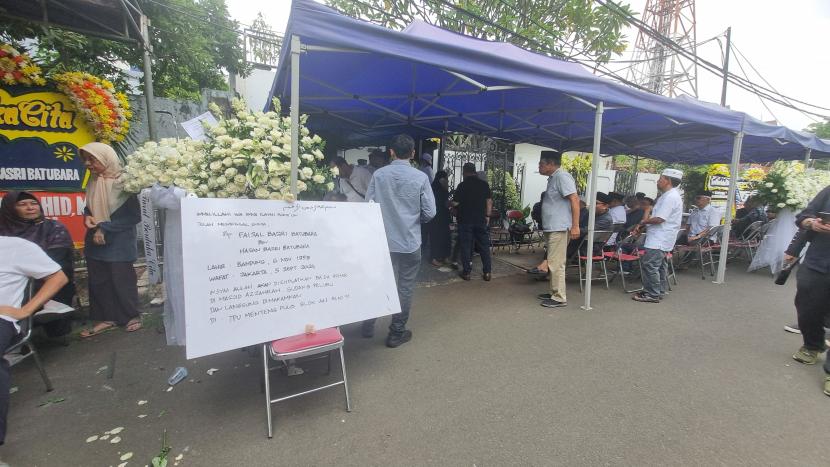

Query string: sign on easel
180 198 401 359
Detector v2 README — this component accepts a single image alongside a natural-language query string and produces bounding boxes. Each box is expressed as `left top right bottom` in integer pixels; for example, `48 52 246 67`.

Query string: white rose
300 167 314 180
177 167 189 177
225 167 238 178
159 174 172 185
330 166 340 177
216 175 228 186
313 149 324 160
297 180 308 192
301 153 314 162
268 177 284 189
777 203 785 208
283 192 296 202
268 192 283 200
765 182 774 188
771 188 778 193
223 157 233 167
234 174 247 185
312 174 325 184
216 190 228 198
254 187 270 199
326 182 335 191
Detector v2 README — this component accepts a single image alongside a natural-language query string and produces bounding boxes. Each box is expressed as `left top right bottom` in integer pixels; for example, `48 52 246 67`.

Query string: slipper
125 318 143 333
80 322 117 339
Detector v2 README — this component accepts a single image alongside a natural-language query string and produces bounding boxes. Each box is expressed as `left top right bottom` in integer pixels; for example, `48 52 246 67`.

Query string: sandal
126 318 143 333
80 322 117 339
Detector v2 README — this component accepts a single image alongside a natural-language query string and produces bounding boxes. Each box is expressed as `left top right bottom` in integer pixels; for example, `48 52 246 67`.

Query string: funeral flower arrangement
52 71 132 143
754 161 830 210
123 98 335 200
0 44 46 86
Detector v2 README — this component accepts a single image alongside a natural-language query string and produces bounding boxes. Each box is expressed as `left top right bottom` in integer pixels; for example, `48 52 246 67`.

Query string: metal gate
440 134 516 213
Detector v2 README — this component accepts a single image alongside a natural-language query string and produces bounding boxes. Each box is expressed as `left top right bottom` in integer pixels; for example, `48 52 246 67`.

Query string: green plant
486 168 521 211
561 153 592 194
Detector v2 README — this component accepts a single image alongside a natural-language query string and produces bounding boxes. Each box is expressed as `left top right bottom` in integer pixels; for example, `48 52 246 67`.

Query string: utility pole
720 27 731 107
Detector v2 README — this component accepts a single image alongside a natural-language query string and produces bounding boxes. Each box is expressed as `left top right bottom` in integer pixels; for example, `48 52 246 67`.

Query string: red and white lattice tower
626 0 698 97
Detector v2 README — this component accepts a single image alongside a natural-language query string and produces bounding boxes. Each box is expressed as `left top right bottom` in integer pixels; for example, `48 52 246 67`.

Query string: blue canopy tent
270 0 830 309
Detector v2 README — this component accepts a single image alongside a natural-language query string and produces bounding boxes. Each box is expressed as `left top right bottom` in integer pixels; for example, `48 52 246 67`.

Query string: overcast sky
228 0 829 132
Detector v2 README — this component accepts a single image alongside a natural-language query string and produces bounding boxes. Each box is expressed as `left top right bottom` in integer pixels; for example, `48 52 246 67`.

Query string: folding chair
675 225 724 280
605 234 647 293
262 327 350 438
577 230 614 292
728 220 764 261
4 282 53 392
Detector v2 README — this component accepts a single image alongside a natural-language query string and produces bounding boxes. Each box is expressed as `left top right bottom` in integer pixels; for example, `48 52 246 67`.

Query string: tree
324 0 634 64
804 120 830 170
0 0 249 100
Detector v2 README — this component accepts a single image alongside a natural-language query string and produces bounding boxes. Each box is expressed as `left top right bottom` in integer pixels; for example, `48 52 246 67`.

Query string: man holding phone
788 185 830 396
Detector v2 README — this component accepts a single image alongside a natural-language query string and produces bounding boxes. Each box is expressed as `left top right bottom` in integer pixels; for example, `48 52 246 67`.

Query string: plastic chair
262 327 350 438
577 230 614 292
605 234 647 293
4 282 53 392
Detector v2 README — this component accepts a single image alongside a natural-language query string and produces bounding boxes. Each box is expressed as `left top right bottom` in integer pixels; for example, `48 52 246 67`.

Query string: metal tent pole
714 131 743 284
582 101 604 311
804 148 812 165
290 35 302 197
139 14 157 141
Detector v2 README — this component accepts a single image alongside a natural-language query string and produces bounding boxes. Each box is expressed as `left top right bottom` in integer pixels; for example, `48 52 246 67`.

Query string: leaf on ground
174 454 183 461
206 368 219 375
9 386 17 394
37 397 66 407
100 434 110 440
138 414 147 418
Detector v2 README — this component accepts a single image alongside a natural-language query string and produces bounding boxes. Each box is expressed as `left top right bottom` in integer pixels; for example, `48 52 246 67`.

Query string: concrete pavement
2 257 828 466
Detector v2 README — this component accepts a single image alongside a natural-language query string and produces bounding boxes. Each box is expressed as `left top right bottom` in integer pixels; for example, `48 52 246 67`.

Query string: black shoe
540 299 567 308
537 293 552 300
632 292 660 303
459 271 471 281
361 323 375 338
483 272 491 281
386 330 412 348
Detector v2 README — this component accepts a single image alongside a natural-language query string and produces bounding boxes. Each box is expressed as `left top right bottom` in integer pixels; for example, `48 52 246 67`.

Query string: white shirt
688 204 722 237
340 165 373 203
645 187 683 251
609 205 626 224
0 237 61 331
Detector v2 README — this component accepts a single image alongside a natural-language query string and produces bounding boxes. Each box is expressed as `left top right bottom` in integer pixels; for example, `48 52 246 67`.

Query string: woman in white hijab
78 142 142 338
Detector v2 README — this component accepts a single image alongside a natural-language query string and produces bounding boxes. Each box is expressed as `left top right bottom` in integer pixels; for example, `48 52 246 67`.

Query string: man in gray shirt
535 151 580 308
363 134 436 348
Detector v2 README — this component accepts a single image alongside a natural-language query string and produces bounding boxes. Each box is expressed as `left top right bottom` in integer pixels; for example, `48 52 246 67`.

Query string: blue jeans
641 248 668 299
363 249 422 335
459 223 492 274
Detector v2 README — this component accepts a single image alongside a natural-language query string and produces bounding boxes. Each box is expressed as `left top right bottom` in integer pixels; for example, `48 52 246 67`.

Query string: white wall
235 68 277 112
515 143 554 209
635 173 660 198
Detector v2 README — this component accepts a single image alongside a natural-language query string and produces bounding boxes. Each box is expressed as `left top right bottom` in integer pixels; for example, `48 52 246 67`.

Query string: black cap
596 192 612 204
608 191 624 201
539 150 561 163
697 190 713 197
635 192 646 199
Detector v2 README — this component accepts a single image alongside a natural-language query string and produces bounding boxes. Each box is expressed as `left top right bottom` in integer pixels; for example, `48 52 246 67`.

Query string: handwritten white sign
138 189 161 284
180 111 218 141
180 198 401 359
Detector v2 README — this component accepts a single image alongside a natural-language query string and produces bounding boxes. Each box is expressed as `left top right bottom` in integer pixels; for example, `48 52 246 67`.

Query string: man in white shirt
330 157 373 203
608 192 627 225
631 168 684 303
0 236 68 445
685 190 721 243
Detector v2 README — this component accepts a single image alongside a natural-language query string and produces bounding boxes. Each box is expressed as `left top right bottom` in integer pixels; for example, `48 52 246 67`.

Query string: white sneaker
784 324 801 334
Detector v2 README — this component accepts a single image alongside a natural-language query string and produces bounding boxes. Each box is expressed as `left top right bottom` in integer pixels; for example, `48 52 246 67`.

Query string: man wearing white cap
632 168 684 303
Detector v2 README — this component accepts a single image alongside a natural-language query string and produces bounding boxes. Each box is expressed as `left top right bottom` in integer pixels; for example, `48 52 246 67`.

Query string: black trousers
0 319 18 444
795 266 830 365
87 259 140 326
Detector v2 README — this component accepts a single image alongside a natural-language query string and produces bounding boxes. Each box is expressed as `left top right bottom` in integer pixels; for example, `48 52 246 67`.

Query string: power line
595 0 830 117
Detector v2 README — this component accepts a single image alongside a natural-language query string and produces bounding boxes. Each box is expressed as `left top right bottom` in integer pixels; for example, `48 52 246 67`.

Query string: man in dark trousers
453 162 493 281
787 185 830 396
363 134 436 348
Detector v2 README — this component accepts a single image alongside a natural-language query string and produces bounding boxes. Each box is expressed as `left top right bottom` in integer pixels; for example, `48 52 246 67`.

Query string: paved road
3 262 828 466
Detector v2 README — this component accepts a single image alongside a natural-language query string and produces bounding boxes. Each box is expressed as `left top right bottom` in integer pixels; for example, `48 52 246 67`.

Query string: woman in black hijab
0 191 75 337
428 171 452 266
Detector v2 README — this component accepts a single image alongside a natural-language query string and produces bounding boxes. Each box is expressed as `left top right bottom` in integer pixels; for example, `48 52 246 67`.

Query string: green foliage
487 168 521 211
611 154 666 174
0 0 249 100
675 164 709 206
325 0 633 64
561 152 592 194
805 119 830 139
